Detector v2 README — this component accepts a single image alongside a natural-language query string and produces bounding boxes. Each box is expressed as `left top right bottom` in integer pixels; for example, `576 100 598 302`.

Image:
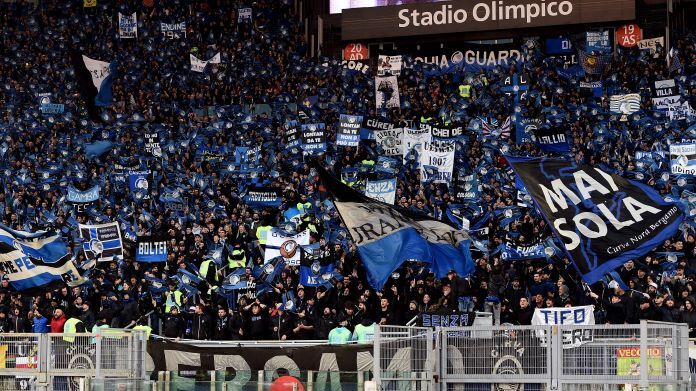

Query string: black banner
507 157 682 283
418 311 476 327
243 187 282 207
147 340 374 372
285 121 301 149
532 126 570 153
420 123 464 139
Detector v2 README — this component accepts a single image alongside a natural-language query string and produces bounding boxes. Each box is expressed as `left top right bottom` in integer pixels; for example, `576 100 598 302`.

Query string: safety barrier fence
0 330 147 391
374 321 692 391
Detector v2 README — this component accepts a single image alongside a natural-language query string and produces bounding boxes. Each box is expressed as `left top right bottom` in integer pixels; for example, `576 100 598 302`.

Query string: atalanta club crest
279 239 298 259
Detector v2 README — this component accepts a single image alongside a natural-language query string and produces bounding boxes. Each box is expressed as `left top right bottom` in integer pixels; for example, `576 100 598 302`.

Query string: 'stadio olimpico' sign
342 0 635 40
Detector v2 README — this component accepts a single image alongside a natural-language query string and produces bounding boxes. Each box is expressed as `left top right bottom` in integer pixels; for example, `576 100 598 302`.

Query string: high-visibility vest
133 325 152 339
328 327 352 344
165 290 183 313
199 259 219 283
351 323 376 343
459 84 471 98
297 201 312 215
91 324 110 344
361 159 375 166
63 318 83 342
481 75 488 86
228 249 246 269
420 116 432 124
256 226 272 245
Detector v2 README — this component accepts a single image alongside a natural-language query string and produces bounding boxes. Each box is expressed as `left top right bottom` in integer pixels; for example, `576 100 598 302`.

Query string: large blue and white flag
507 157 683 283
81 55 115 107
0 224 80 292
318 165 474 290
79 222 123 263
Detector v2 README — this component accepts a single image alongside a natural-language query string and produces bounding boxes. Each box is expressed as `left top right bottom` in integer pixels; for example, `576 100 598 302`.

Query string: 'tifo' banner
507 157 682 283
532 305 595 348
79 222 123 263
670 143 696 176
337 114 362 147
136 239 168 262
365 178 397 204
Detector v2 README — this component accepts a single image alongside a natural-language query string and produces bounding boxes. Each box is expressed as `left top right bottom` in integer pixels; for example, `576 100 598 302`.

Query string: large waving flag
507 157 683 283
70 51 115 121
0 224 80 292
317 163 474 290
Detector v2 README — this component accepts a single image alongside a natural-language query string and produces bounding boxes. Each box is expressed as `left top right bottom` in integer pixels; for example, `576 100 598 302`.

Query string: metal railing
0 330 147 391
374 321 692 391
373 325 434 391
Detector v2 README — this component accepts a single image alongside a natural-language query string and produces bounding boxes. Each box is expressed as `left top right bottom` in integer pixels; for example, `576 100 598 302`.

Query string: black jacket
190 313 213 340
158 313 185 338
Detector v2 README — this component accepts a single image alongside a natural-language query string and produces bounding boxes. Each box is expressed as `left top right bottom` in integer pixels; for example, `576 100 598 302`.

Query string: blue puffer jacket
32 315 49 333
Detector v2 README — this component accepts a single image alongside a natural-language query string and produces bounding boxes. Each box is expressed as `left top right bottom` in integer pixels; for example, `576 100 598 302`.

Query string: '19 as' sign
343 43 368 61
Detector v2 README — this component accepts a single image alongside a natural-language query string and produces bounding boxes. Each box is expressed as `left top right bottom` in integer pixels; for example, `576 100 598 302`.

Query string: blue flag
318 164 474 290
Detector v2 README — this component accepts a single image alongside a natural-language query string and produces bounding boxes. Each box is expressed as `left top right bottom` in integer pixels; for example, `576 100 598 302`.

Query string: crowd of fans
0 0 695 341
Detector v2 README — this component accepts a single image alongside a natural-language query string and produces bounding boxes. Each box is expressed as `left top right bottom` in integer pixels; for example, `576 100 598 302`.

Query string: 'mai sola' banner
507 157 682 283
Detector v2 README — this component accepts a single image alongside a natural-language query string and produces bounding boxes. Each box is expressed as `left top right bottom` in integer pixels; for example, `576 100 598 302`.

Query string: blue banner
243 187 282 207
67 185 100 204
545 37 573 55
40 103 65 114
586 30 612 53
136 239 168 262
301 123 327 153
501 242 546 261
507 157 683 283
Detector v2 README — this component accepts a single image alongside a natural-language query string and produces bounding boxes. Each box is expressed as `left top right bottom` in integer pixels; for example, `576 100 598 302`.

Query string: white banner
668 101 695 121
190 52 220 72
420 141 455 184
609 93 641 115
82 55 111 90
238 7 252 22
265 229 310 266
532 305 595 326
190 54 208 73
374 127 403 156
403 127 432 165
365 178 397 204
652 79 680 110
375 76 399 109
670 143 696 176
377 55 402 76
638 36 664 55
118 12 137 39
532 305 595 349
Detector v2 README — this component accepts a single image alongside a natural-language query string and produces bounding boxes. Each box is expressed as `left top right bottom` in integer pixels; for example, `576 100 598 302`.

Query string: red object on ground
269 376 305 391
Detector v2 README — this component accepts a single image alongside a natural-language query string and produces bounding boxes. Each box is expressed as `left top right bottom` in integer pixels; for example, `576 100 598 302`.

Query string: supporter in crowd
0 0 694 341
